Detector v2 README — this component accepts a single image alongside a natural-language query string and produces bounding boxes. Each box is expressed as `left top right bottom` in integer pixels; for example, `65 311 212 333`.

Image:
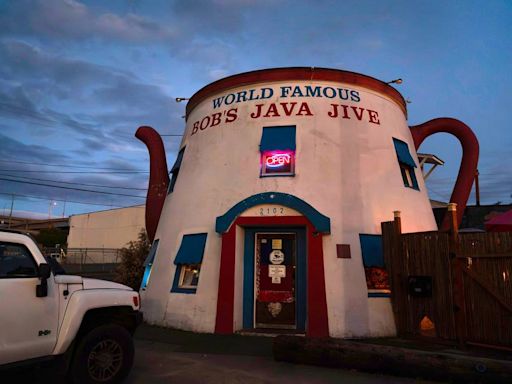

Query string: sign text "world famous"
211 85 361 109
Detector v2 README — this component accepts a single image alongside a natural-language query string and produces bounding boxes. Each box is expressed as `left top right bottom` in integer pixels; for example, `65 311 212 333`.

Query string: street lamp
386 78 403 85
48 200 57 220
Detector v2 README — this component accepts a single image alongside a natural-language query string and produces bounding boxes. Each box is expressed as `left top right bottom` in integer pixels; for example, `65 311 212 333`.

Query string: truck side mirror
36 263 51 297
39 263 51 279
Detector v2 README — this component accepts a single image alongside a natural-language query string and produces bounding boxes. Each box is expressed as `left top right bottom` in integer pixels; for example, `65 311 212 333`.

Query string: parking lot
3 324 436 383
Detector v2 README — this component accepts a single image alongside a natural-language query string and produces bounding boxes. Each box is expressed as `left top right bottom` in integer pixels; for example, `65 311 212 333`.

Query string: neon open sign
266 153 291 168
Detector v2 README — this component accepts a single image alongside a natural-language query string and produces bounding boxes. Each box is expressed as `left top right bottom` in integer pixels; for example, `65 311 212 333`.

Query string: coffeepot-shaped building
137 67 478 338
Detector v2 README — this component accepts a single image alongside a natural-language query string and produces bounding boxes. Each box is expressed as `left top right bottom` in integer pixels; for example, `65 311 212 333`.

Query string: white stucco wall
141 77 437 337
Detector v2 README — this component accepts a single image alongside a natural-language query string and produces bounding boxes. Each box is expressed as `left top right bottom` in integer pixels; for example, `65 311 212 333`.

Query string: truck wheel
69 324 134 384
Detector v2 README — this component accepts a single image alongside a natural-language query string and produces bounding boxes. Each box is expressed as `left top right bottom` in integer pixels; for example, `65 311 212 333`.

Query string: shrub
115 230 150 290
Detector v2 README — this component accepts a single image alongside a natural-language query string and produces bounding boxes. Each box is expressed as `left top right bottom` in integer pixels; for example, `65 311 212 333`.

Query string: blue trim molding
215 192 330 234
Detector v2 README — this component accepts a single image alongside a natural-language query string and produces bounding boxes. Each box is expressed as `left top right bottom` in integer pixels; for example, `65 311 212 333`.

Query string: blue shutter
359 234 384 267
393 138 416 168
260 126 296 151
171 147 185 173
174 233 207 265
168 147 185 194
143 239 159 266
141 239 159 289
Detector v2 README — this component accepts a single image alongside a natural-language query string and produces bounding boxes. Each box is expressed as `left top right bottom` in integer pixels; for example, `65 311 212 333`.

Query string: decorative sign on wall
272 239 283 250
270 249 285 264
261 151 295 176
269 265 286 284
241 204 302 217
266 153 291 168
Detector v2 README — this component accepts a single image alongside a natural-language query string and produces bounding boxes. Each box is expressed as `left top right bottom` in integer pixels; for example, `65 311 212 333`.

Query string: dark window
260 126 296 177
168 147 185 194
393 138 419 190
359 234 390 292
0 242 38 278
171 233 207 294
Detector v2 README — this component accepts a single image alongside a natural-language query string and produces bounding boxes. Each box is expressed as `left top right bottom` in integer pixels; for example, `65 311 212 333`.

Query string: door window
0 242 38 278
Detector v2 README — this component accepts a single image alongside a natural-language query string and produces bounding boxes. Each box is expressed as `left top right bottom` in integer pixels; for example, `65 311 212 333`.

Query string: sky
0 0 511 219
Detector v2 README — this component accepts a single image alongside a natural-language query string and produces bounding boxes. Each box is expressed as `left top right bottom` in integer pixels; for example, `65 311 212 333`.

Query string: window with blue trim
140 239 159 290
171 233 207 294
168 147 185 194
393 138 419 190
359 234 390 295
260 126 296 177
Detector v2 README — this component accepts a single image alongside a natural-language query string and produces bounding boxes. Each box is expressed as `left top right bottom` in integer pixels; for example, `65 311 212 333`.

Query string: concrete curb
273 336 512 383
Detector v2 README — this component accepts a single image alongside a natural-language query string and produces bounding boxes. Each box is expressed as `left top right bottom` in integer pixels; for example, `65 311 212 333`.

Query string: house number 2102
259 207 285 216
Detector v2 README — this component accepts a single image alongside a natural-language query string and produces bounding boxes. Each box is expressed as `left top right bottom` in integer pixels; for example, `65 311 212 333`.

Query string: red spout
135 126 169 243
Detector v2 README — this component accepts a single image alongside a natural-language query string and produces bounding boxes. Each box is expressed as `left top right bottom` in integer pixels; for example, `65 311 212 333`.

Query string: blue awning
143 239 159 267
260 126 296 151
171 147 185 173
359 234 384 267
174 233 207 265
393 138 416 168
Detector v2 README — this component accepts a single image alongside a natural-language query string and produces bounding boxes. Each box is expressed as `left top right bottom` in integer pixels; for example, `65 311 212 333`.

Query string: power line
0 173 147 191
426 186 450 200
0 159 147 171
0 169 148 174
0 192 126 207
0 177 145 198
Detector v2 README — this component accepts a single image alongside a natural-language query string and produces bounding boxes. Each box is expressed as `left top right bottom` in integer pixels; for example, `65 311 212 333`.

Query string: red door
255 233 296 329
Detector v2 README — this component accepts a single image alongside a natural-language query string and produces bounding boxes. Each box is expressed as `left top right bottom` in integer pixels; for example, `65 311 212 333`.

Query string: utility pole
8 194 14 229
475 169 480 206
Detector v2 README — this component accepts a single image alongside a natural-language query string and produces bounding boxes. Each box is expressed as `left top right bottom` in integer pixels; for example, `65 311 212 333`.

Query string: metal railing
63 248 122 264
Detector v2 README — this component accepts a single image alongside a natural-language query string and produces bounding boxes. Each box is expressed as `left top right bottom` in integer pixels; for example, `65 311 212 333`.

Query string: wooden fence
382 211 512 350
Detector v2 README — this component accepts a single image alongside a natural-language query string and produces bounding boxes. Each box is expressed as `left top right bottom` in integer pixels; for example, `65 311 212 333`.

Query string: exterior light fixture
175 97 189 103
386 78 403 85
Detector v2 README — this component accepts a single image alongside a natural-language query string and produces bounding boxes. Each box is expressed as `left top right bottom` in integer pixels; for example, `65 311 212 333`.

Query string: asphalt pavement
127 338 435 384
2 324 438 383
127 324 437 383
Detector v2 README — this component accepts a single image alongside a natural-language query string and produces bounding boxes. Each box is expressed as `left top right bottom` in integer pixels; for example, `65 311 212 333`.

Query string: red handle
410 118 479 230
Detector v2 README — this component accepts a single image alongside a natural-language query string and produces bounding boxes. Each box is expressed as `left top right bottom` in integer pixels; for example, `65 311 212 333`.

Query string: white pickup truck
0 229 142 383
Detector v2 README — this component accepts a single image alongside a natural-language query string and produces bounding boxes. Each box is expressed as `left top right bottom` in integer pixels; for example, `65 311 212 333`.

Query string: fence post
392 211 409 335
448 203 467 347
393 211 402 236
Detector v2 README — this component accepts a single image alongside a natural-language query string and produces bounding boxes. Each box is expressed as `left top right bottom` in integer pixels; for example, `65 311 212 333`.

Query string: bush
35 228 68 248
115 230 150 290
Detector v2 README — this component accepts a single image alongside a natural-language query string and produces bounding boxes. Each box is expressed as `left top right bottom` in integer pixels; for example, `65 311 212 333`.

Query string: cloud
0 134 148 210
0 39 128 93
0 38 183 137
0 0 178 43
0 86 56 129
170 0 257 34
92 77 173 111
0 132 70 163
0 34 180 213
0 82 107 139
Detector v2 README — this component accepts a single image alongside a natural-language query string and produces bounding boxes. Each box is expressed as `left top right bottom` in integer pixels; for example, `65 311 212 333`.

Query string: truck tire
69 324 134 384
